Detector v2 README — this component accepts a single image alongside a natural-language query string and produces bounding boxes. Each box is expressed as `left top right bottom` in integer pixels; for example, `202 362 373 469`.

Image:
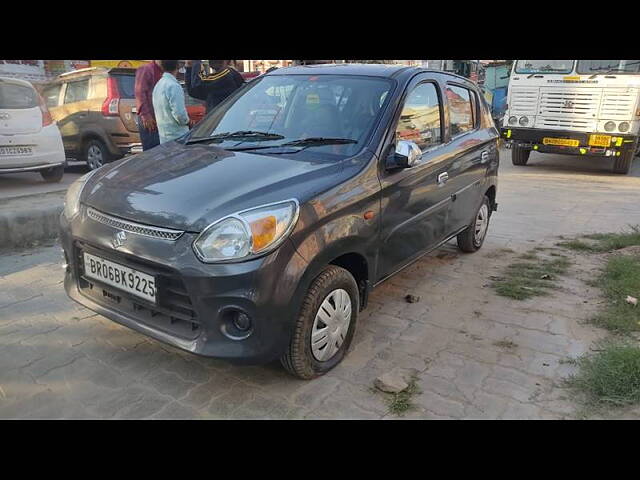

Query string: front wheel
457 196 492 253
613 149 633 174
511 143 530 166
281 265 359 379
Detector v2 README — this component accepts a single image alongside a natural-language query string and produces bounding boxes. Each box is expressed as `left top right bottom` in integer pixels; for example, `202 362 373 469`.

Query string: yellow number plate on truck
542 138 580 147
588 134 612 147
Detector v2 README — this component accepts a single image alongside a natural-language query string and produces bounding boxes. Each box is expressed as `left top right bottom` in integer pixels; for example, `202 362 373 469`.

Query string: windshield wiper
589 68 632 79
526 68 567 79
280 137 358 147
186 131 284 145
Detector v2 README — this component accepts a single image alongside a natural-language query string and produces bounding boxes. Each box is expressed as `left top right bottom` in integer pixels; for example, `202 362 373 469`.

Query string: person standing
134 60 163 150
152 60 192 144
185 60 245 113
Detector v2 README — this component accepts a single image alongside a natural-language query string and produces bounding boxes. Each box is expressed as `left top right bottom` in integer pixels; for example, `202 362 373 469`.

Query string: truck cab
500 60 640 174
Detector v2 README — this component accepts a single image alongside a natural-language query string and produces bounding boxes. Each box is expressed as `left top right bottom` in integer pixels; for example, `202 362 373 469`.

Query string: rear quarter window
0 82 38 109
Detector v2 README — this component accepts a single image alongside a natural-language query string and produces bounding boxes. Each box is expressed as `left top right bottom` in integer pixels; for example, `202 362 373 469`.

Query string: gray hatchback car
60 64 499 379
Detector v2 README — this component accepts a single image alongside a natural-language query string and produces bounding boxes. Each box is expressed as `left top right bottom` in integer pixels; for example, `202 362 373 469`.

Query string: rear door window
42 84 62 108
112 74 135 98
64 79 89 104
0 82 38 109
446 84 475 136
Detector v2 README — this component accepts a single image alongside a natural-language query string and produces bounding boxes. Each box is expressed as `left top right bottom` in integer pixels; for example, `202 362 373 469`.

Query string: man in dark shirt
185 60 245 113
134 60 163 150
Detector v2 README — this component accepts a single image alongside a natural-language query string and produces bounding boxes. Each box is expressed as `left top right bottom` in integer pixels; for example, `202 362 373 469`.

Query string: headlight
64 170 98 220
619 121 630 132
604 121 616 132
193 200 299 262
508 116 517 125
518 116 529 126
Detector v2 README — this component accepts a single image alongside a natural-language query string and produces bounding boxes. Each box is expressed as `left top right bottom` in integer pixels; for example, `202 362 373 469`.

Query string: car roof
0 76 36 89
265 63 475 84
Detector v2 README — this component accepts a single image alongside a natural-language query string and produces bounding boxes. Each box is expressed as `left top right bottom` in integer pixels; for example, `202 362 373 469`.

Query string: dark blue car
60 64 499 379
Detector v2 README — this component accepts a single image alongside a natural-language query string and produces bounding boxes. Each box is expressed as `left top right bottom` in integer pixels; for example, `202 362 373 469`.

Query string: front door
58 78 90 155
377 80 455 280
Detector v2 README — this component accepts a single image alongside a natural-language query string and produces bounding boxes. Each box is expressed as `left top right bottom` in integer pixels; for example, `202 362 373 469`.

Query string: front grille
74 241 200 340
87 207 184 241
535 116 597 131
538 88 602 117
509 87 539 115
600 88 638 120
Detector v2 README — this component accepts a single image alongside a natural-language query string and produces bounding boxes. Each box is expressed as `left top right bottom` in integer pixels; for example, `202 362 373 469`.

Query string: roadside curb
0 195 63 251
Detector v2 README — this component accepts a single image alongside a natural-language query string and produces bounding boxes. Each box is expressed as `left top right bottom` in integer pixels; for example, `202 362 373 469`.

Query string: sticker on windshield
306 93 320 105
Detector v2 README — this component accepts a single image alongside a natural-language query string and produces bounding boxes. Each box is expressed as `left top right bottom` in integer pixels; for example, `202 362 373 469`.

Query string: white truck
501 60 640 174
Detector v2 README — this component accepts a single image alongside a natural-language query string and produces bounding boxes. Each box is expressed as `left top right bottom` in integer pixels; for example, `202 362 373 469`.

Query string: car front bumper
60 208 309 364
500 127 638 157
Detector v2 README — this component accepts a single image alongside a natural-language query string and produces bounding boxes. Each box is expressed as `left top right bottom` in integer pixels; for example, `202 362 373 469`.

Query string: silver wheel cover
474 204 489 245
87 144 103 169
311 288 352 362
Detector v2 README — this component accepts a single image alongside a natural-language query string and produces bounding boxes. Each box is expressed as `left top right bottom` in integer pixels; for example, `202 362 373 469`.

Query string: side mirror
387 140 422 169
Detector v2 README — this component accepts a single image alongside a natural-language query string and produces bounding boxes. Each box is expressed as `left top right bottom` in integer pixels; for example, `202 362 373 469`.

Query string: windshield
0 82 37 109
515 60 574 74
576 60 640 74
188 74 394 158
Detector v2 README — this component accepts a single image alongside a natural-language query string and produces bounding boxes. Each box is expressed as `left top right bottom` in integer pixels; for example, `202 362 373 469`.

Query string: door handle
481 151 489 163
437 172 449 185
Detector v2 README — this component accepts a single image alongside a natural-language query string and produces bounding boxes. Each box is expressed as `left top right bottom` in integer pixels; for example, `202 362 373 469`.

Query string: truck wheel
457 196 492 253
83 139 113 170
613 150 633 174
40 165 64 183
281 265 359 380
511 143 530 166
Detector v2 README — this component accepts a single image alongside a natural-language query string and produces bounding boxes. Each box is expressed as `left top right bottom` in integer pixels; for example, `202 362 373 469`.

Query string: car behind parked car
60 64 499 379
41 67 141 170
0 76 66 182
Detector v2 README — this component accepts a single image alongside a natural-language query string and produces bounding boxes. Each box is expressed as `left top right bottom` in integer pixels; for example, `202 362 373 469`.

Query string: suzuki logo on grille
111 231 127 249
0 112 10 120
563 100 574 109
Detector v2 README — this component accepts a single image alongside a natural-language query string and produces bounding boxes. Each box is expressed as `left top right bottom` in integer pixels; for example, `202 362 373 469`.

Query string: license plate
83 252 156 304
0 145 33 156
588 134 612 147
542 137 579 147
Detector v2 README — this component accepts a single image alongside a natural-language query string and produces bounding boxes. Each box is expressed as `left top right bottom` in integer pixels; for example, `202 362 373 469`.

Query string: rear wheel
511 142 530 166
40 165 64 183
83 139 113 170
613 149 633 174
281 265 359 379
457 196 492 253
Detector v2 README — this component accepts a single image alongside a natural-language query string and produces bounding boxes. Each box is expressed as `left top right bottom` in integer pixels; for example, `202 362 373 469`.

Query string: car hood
81 141 362 233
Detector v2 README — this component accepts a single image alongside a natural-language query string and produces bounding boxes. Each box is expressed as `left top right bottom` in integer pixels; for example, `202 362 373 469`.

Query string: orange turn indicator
364 211 375 220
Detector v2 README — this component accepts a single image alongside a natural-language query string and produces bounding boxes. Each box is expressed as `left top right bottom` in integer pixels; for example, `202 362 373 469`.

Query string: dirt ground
1 149 639 419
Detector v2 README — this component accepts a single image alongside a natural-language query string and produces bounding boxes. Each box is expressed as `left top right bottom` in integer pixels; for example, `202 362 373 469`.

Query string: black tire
83 138 113 170
457 195 492 253
613 149 633 174
40 165 64 183
511 143 530 166
281 265 359 380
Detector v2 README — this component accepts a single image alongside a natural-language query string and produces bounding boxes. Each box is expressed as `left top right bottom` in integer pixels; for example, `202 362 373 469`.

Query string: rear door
59 77 90 153
41 82 64 124
0 78 41 135
444 82 498 233
377 77 456 280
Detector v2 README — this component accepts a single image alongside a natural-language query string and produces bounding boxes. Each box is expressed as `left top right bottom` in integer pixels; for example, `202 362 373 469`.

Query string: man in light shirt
152 60 193 144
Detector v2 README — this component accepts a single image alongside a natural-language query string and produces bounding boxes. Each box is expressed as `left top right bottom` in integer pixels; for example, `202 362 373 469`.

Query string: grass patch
386 377 421 416
491 256 571 300
519 252 539 260
589 255 640 334
558 226 640 253
493 339 518 350
566 339 640 409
